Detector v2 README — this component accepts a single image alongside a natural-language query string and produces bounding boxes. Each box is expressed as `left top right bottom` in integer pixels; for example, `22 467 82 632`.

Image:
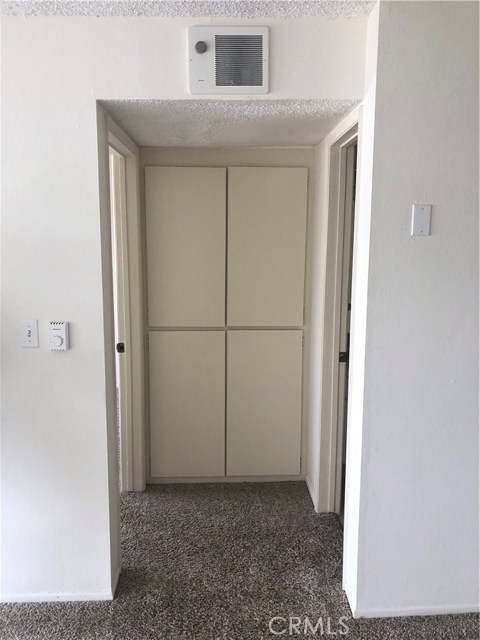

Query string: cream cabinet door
227 167 308 327
226 330 303 476
145 167 226 327
149 331 225 477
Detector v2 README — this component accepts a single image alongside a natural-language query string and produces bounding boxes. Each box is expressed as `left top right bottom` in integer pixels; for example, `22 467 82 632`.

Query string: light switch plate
22 319 39 348
411 204 432 236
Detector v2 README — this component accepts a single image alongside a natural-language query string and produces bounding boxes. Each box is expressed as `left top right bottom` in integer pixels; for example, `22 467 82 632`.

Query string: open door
335 142 357 521
109 148 133 492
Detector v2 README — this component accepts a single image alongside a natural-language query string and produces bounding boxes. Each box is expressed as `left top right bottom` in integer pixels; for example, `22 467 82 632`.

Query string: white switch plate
411 204 432 236
22 319 39 348
49 321 70 351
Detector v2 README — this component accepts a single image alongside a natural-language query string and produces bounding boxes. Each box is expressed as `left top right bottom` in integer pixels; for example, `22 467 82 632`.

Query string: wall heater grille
215 35 264 87
189 26 269 94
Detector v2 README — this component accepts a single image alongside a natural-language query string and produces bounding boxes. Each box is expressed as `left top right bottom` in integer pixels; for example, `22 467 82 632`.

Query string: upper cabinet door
146 167 226 327
227 167 308 327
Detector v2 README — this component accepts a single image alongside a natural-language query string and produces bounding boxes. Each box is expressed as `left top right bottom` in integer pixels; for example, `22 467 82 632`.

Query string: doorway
316 118 359 516
109 147 132 492
105 118 146 494
100 106 361 506
97 105 362 618
334 141 357 521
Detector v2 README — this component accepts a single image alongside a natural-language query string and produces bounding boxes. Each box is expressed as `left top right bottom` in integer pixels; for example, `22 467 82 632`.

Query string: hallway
1 483 477 639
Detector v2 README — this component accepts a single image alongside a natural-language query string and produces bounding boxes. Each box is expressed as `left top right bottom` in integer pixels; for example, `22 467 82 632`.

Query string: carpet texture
1 483 478 639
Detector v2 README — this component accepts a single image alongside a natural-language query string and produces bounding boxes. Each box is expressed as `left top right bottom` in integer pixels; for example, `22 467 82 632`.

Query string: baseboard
2 568 122 604
352 604 480 619
1 590 115 603
148 475 305 484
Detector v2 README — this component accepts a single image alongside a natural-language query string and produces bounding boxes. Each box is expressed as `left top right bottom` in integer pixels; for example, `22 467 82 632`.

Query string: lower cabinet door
149 331 225 478
226 330 303 476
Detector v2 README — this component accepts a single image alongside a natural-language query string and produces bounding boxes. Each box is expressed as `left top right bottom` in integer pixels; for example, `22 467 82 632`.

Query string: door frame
107 117 146 492
109 148 131 491
319 115 359 513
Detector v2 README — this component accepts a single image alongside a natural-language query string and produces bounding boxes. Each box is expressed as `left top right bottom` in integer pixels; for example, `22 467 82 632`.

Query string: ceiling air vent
189 26 269 95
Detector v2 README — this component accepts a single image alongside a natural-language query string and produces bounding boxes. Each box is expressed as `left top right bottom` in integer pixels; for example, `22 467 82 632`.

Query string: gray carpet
0 483 478 639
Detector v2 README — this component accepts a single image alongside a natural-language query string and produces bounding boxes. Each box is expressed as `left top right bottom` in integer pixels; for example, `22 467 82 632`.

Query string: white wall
343 0 380 609
0 15 366 600
2 2 476 617
344 1 479 617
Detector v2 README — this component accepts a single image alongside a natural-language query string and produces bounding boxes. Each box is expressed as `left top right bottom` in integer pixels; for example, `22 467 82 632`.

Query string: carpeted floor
1 483 478 639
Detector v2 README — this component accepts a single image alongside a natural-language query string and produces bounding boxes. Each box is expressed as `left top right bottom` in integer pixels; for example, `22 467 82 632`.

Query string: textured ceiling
0 0 376 18
101 99 359 147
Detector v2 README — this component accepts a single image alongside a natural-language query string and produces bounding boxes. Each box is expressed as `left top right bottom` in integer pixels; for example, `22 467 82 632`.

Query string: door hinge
339 351 349 364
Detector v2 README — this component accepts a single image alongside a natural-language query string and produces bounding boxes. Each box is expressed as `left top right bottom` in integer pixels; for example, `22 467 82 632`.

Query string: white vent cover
189 26 269 94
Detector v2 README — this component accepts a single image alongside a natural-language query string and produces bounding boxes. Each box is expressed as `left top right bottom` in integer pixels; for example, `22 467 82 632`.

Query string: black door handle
116 343 125 353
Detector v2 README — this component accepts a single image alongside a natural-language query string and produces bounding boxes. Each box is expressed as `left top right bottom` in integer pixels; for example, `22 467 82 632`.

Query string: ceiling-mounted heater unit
188 26 269 94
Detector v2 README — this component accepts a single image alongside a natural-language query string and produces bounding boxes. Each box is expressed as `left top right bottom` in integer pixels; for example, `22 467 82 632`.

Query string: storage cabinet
146 166 307 478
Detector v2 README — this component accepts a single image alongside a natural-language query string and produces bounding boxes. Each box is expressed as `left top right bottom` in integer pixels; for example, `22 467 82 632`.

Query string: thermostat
49 321 70 351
